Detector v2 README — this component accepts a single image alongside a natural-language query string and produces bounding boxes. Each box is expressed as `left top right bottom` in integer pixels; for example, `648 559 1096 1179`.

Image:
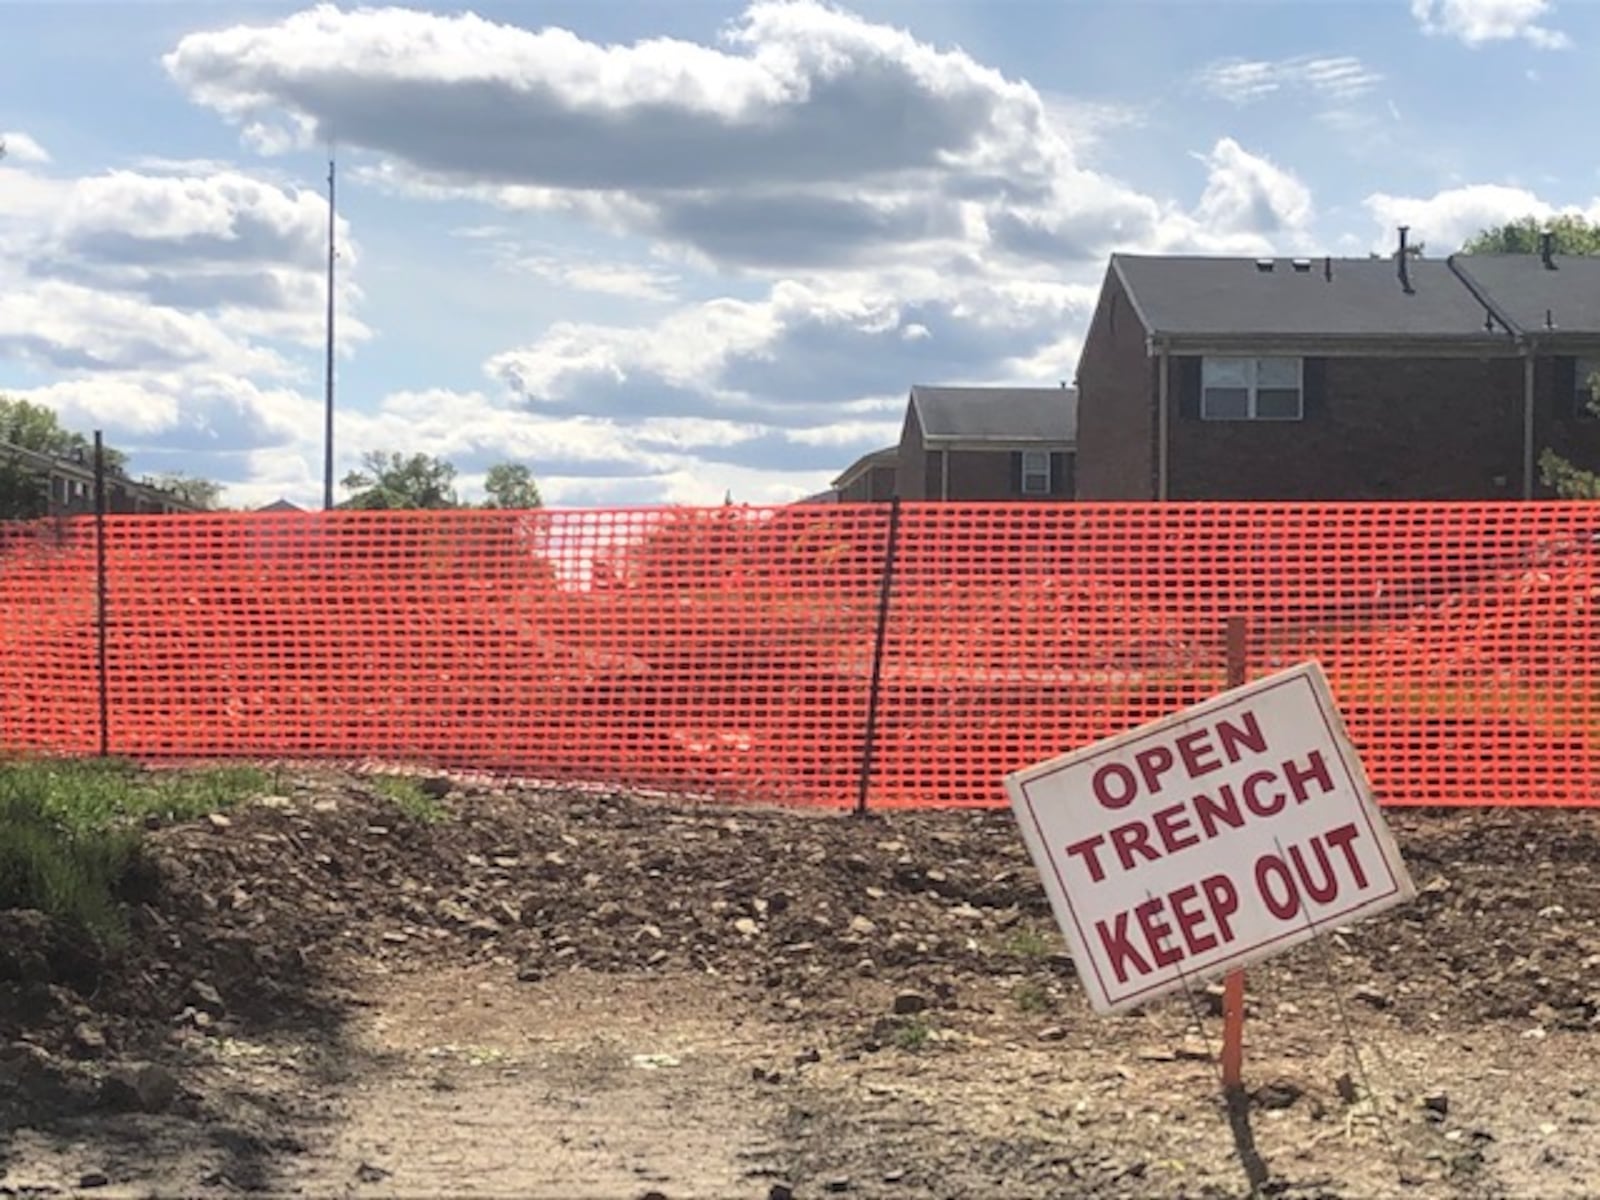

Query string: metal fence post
855 498 904 815
94 431 110 759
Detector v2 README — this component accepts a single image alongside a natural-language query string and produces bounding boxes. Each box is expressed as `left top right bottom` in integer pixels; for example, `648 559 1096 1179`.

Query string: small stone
1538 905 1567 920
101 1062 179 1113
515 964 544 983
188 981 225 1015
1136 1046 1178 1063
733 917 760 937
1353 984 1390 1009
1254 1080 1302 1110
849 915 877 936
72 1022 107 1059
883 1168 907 1184
1335 1073 1359 1104
1037 1026 1067 1042
417 776 453 799
855 958 877 977
78 1171 110 1189
356 1161 391 1183
767 1185 795 1200
257 795 293 810
381 931 409 944
1423 1090 1449 1118
892 990 928 1015
794 1046 821 1066
206 812 232 830
824 1179 853 1194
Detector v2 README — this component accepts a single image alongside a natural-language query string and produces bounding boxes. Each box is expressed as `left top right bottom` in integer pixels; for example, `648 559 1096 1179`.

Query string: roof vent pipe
1397 226 1414 294
1540 230 1557 269
1324 256 1333 281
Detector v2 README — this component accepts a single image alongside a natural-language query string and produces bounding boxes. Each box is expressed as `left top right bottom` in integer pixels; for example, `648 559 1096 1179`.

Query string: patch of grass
369 774 447 824
1002 927 1054 959
0 757 268 943
1013 981 1051 1014
892 1016 932 1053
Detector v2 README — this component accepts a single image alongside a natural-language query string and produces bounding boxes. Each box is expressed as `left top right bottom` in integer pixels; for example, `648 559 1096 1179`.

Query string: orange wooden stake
1221 968 1246 1089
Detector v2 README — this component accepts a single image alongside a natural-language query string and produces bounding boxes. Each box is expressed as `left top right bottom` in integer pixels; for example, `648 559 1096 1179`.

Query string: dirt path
6 772 1600 1197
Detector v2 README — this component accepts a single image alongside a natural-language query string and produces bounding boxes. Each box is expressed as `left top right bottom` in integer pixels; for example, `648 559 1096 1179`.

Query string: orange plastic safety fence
0 503 1595 808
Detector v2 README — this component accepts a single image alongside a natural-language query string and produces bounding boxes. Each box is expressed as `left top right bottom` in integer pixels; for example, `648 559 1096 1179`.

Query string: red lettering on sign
1287 836 1339 903
1285 750 1335 803
1093 762 1138 809
1151 801 1200 853
1168 883 1217 955
1241 770 1285 817
1201 874 1239 942
1193 783 1245 839
1324 822 1368 888
1095 910 1151 984
1135 898 1182 969
1110 820 1158 871
1064 833 1108 883
1255 853 1299 919
1174 728 1223 778
1134 745 1175 796
1216 709 1268 761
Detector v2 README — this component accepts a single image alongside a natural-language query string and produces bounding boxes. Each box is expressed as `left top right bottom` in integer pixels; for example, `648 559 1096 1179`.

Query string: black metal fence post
855 497 903 815
93 431 110 759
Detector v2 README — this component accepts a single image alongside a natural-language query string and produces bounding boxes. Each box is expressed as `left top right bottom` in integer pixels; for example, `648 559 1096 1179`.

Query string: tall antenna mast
323 154 336 511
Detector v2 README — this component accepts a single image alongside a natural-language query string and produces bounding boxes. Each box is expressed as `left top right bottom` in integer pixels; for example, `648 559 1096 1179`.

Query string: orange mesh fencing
1 503 1595 808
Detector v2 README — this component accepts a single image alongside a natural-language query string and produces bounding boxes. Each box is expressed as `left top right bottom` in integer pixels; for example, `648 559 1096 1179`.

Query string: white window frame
1020 450 1051 495
1575 358 1600 420
1201 356 1305 421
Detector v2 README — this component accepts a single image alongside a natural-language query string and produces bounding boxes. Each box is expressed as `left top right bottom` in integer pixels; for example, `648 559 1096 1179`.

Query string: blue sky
1 0 1595 507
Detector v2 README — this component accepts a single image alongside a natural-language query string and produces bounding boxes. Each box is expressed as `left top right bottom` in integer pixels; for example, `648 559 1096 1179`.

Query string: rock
356 1161 391 1183
794 1047 821 1066
188 981 225 1016
1037 1026 1067 1042
1423 1089 1450 1118
1335 1072 1359 1104
883 1168 907 1183
849 915 877 936
78 1171 110 1189
892 990 928 1015
515 963 544 983
767 1185 795 1200
1353 984 1391 1009
824 1177 853 1193
417 776 453 799
1254 1080 1302 1110
733 917 760 937
1136 1047 1178 1063
206 812 232 830
257 795 293 810
72 1022 108 1059
101 1062 179 1114
855 958 877 977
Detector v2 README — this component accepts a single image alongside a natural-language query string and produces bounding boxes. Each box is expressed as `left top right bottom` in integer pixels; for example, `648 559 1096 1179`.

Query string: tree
341 451 461 510
1459 216 1600 498
481 462 542 510
1460 213 1600 256
149 473 225 511
0 396 130 520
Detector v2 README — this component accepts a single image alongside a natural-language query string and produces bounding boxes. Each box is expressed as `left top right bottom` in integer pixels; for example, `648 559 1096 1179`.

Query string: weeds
370 774 447 824
1003 927 1054 959
0 757 267 942
1013 981 1051 1014
892 1016 932 1052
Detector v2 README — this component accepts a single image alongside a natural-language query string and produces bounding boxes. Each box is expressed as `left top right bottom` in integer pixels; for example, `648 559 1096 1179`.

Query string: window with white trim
1576 358 1600 420
1020 450 1051 494
1201 356 1304 421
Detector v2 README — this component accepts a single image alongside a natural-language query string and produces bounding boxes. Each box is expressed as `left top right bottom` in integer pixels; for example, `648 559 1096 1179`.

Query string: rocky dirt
3 768 1600 1197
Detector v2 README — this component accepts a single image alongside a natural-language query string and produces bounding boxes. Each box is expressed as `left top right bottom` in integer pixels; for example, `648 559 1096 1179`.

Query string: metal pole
855 498 904 815
1522 350 1536 500
323 156 337 511
1220 615 1248 1088
93 431 110 758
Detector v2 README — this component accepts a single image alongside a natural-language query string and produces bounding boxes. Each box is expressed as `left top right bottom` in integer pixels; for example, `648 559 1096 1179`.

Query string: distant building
0 439 200 517
894 385 1077 501
830 446 898 503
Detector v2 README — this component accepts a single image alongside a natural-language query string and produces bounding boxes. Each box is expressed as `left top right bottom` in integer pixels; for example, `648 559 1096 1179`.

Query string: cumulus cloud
1411 0 1570 49
1363 183 1600 253
0 132 52 164
1197 55 1381 106
164 1 1177 272
1189 138 1314 239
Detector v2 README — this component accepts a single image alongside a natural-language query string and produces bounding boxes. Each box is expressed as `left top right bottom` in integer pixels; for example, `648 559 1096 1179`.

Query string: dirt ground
4 768 1600 1198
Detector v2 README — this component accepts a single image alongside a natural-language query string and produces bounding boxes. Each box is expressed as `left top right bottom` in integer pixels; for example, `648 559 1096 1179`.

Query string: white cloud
0 132 51 164
1363 183 1600 253
1197 55 1381 105
1166 138 1315 254
1411 0 1570 49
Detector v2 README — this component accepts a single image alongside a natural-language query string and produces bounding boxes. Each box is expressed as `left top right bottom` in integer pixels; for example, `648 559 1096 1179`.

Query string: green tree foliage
1459 216 1600 498
1460 213 1600 256
341 451 462 510
0 396 129 520
481 462 543 510
148 473 225 511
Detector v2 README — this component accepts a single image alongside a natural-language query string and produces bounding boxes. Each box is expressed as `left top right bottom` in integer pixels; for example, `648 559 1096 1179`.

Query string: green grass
1002 927 1055 959
892 1017 932 1052
368 774 447 824
1013 981 1051 1014
0 757 268 943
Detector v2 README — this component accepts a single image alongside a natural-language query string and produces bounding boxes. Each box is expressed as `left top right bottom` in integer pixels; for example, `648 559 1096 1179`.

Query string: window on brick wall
1020 450 1051 494
1576 358 1600 420
1201 356 1304 421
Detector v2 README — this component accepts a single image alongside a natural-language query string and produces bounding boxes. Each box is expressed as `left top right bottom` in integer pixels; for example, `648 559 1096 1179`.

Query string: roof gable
1448 253 1600 337
908 386 1076 443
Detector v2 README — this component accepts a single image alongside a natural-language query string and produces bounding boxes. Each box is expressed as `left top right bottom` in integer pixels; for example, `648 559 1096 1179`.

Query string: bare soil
3 770 1599 1198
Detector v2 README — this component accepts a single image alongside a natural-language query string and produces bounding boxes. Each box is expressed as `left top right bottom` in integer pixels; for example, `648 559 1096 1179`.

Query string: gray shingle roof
831 446 897 489
909 386 1076 442
1448 254 1600 337
1113 255 1504 340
